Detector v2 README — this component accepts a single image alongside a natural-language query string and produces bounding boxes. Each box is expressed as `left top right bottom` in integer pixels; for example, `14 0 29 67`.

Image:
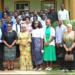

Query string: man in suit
0 20 5 71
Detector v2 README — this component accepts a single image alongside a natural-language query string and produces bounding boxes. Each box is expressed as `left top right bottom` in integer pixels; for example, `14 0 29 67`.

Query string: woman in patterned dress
17 24 33 70
2 23 17 70
62 23 75 73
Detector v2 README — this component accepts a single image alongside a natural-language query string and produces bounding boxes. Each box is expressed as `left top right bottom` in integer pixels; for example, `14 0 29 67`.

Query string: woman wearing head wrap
16 24 33 70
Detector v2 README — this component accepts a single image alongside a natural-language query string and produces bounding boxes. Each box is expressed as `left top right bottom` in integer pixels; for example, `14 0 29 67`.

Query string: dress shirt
56 24 67 44
58 9 69 20
32 28 43 38
11 17 17 24
41 19 46 28
12 23 21 35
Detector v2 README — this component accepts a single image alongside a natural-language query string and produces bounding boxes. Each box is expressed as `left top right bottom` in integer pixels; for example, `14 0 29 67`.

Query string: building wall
4 0 63 12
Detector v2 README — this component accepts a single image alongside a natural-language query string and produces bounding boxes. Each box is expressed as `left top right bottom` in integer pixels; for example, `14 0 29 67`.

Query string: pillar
63 0 68 10
70 0 75 20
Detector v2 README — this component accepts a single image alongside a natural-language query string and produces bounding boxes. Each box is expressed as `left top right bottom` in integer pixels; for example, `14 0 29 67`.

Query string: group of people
0 3 74 73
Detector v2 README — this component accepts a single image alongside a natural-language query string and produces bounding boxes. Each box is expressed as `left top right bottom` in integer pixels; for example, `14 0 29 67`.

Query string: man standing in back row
58 4 69 20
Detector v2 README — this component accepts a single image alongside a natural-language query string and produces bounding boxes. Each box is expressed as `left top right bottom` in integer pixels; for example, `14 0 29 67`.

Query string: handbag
65 51 74 61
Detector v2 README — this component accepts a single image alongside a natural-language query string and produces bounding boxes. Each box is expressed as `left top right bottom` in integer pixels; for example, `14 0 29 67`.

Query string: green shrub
51 20 75 31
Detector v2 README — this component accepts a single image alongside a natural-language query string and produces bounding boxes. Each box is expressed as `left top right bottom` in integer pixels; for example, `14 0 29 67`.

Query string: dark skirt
4 45 16 60
31 37 43 66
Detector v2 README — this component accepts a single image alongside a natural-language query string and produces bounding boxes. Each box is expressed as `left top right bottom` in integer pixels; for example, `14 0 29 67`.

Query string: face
21 26 26 32
42 14 46 20
0 22 2 27
33 17 37 21
5 7 9 12
46 20 51 27
50 6 54 11
3 13 7 19
40 11 43 15
10 12 13 16
7 17 11 22
14 12 18 18
30 13 33 17
34 11 37 16
61 4 64 10
22 15 25 20
34 22 38 28
44 9 48 14
17 10 20 15
22 12 25 15
58 19 63 26
67 25 72 32
26 18 30 23
7 24 12 30
17 19 20 24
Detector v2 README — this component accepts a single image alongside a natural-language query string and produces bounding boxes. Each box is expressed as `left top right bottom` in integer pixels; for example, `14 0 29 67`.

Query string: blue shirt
0 12 2 19
2 22 13 31
11 17 17 24
56 24 67 44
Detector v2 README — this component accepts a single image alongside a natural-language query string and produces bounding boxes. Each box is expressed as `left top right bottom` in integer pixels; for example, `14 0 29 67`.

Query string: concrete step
3 62 20 68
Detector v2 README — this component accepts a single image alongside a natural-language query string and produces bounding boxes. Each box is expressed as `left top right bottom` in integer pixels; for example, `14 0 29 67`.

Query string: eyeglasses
7 26 11 27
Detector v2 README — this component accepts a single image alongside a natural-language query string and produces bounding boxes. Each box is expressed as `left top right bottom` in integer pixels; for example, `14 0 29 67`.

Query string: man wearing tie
0 20 5 71
12 18 21 58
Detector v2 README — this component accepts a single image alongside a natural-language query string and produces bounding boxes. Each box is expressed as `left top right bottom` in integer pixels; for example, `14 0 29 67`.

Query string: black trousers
65 48 75 70
57 47 65 68
16 44 20 58
0 43 4 67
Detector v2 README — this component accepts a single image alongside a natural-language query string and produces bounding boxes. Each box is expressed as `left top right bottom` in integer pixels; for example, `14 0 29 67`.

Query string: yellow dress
17 31 33 70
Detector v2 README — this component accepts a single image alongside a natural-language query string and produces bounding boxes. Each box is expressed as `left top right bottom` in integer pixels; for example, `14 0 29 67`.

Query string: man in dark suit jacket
0 20 5 71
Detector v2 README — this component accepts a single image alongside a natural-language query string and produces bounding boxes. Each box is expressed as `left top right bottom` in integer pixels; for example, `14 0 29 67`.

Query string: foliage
51 20 75 31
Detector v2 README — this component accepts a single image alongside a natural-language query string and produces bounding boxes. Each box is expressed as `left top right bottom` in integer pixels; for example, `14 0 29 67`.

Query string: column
0 0 4 13
70 0 75 20
63 0 68 10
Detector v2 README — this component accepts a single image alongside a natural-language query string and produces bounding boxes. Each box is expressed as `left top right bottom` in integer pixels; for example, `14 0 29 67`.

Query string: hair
7 23 12 26
67 23 72 29
5 6 9 9
32 20 42 29
25 17 30 20
10 11 13 14
3 12 7 16
46 19 51 23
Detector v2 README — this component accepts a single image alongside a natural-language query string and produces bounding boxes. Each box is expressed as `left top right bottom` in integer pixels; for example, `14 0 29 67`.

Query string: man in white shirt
41 13 46 28
30 11 41 23
12 18 21 58
58 4 69 20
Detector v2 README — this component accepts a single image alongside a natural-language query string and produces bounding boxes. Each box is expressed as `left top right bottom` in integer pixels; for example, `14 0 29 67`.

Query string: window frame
41 0 57 12
14 1 30 11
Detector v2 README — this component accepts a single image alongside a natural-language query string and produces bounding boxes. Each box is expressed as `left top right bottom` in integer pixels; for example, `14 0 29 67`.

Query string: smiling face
46 19 51 27
21 26 26 32
7 24 12 31
34 22 39 29
67 24 72 32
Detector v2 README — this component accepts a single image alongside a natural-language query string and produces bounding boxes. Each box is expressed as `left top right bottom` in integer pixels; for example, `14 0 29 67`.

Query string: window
41 1 57 11
14 1 30 11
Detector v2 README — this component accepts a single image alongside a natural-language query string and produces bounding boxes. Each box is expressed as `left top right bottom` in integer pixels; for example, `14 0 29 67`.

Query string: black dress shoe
0 67 5 71
8 68 11 70
11 68 14 70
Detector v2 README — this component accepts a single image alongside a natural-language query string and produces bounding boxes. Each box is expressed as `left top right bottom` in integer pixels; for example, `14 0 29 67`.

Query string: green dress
43 27 56 61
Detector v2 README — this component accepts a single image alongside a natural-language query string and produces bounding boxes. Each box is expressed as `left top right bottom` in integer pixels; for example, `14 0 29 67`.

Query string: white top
43 27 55 46
12 24 21 35
58 9 69 20
41 19 46 28
30 16 41 23
32 28 43 38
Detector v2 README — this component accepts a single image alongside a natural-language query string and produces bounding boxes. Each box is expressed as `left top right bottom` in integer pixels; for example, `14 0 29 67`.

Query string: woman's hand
19 42 23 46
44 42 49 46
66 48 69 52
69 47 72 51
41 46 43 50
8 45 12 49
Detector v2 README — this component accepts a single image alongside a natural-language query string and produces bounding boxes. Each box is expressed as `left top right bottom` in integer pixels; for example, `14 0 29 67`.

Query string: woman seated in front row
62 23 75 73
